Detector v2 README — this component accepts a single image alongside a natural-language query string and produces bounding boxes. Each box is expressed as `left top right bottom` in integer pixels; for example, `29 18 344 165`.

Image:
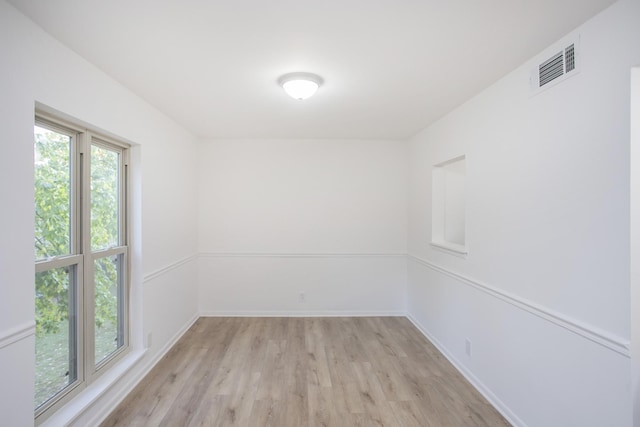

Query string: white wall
0 1 199 425
407 0 639 425
197 139 407 315
630 66 640 426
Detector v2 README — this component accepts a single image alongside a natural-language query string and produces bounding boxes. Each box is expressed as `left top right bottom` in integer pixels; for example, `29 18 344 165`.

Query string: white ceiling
10 0 616 140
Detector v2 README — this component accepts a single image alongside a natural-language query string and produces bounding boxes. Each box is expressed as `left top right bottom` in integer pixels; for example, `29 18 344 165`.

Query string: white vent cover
539 52 564 87
565 44 576 72
531 37 579 94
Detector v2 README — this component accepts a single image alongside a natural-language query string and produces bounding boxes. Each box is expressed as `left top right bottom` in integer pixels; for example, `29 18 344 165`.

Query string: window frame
84 134 130 380
34 112 131 424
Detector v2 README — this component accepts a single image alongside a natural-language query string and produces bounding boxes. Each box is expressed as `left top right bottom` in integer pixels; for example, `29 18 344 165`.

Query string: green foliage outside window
35 131 120 336
34 128 72 335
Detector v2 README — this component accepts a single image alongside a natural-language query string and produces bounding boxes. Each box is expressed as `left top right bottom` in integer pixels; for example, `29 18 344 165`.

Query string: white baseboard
84 312 200 427
406 314 526 427
199 310 406 317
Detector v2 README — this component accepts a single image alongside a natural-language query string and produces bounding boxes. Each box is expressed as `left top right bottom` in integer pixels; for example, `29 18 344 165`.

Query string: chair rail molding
0 321 35 350
408 254 630 357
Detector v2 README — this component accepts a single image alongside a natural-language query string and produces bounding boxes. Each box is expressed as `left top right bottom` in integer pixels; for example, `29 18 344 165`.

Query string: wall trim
200 311 406 318
0 321 35 350
199 252 407 259
406 314 526 427
143 254 198 283
408 254 631 358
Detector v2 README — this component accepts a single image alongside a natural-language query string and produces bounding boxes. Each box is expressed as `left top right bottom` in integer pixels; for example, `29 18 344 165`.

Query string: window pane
35 266 78 409
94 254 124 364
91 145 119 251
34 126 71 260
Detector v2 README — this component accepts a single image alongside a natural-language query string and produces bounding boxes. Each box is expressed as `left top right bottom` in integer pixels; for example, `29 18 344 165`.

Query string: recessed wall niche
431 155 467 254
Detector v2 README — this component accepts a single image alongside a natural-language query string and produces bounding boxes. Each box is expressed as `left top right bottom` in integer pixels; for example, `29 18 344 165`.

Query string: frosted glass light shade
282 79 318 100
278 72 323 100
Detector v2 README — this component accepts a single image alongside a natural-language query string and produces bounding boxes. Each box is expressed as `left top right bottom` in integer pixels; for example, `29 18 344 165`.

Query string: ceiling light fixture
278 72 323 100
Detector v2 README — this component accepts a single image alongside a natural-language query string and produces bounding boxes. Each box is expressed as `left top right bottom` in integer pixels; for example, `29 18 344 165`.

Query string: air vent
531 37 579 94
539 52 564 87
565 44 575 72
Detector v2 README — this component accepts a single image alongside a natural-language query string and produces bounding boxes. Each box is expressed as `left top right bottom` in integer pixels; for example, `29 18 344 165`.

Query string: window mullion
123 149 131 350
80 132 95 381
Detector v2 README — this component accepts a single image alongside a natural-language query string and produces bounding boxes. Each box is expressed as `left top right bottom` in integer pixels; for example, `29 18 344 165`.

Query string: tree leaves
35 129 120 336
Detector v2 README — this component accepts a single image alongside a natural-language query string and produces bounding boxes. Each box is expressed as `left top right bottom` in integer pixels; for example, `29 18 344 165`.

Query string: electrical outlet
465 338 472 357
299 292 306 303
147 332 153 348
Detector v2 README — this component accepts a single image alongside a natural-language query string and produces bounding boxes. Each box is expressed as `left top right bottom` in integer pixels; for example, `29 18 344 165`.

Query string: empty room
1 0 640 426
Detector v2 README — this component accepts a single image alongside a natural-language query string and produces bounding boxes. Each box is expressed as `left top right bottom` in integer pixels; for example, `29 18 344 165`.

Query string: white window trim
430 240 468 257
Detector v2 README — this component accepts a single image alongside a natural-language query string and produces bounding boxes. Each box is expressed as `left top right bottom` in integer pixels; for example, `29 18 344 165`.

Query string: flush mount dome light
278 72 323 100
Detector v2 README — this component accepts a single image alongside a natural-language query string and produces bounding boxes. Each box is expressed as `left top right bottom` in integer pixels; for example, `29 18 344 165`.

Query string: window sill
39 348 146 427
431 241 468 257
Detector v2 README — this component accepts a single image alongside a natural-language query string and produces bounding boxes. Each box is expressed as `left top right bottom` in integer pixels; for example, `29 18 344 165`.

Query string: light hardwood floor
101 317 510 426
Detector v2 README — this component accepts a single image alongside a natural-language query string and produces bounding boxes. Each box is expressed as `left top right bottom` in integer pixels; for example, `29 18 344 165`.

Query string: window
34 113 130 422
432 155 467 254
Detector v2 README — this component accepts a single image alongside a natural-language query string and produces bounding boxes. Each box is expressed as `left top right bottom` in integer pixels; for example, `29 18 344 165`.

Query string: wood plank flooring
101 317 510 426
